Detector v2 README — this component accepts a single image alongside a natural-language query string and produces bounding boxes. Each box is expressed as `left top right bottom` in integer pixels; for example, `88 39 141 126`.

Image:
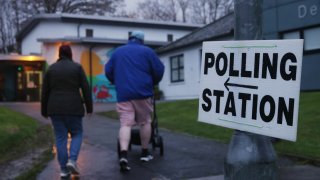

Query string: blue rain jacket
105 39 164 102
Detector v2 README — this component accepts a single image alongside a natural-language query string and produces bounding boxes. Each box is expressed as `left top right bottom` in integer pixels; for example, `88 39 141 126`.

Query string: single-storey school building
9 13 201 102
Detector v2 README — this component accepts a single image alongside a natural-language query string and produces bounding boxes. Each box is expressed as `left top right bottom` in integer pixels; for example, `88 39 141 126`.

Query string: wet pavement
1 102 320 180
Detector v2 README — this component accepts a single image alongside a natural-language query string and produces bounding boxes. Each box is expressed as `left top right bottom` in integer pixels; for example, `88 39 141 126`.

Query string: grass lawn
274 92 320 160
100 91 320 161
0 106 54 179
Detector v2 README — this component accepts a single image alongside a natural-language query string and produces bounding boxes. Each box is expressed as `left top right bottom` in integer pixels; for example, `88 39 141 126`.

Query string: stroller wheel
159 136 164 156
129 142 132 151
152 136 164 156
117 139 121 158
152 138 156 150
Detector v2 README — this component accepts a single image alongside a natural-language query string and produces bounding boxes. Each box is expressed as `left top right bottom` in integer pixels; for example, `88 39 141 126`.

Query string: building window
304 27 320 51
283 31 300 39
167 34 173 42
170 54 184 83
282 27 320 53
86 29 93 37
128 31 132 38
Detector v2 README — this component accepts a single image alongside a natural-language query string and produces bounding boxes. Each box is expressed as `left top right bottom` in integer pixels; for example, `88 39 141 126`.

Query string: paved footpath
2 102 320 180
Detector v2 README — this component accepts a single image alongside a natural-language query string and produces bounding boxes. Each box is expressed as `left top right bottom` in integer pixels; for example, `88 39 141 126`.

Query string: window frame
281 25 320 54
199 49 203 80
170 54 184 83
303 27 320 52
85 29 93 37
167 34 173 42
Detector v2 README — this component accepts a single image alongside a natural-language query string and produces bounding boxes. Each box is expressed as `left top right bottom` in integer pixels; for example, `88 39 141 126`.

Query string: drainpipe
77 22 82 38
89 45 94 91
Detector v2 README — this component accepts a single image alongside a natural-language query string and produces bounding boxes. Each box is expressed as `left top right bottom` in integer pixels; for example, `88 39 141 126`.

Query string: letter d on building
298 5 307 18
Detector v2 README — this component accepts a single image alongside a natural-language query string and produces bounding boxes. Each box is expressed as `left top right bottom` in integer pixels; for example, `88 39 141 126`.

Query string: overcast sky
124 0 144 11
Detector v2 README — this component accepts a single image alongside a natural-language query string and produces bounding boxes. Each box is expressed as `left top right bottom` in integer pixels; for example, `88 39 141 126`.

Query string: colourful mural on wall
80 48 117 102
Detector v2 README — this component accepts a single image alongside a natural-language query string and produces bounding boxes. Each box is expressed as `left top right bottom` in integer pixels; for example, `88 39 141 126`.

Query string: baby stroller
117 97 164 157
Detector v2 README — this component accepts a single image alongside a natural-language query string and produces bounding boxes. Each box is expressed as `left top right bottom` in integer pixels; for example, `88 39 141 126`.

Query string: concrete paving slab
37 143 167 180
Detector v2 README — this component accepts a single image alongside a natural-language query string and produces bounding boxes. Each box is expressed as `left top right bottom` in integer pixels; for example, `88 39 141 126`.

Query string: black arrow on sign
224 77 258 91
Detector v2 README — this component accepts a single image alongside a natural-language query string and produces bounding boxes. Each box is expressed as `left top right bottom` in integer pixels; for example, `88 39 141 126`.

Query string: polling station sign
198 40 303 141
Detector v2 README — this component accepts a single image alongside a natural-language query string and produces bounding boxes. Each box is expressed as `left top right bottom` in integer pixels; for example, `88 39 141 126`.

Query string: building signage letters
198 40 303 141
298 4 318 19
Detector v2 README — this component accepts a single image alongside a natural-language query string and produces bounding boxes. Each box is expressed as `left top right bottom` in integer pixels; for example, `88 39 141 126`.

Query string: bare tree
191 0 208 24
137 0 179 22
11 0 20 32
19 0 124 15
176 0 190 23
0 16 7 53
138 0 164 21
0 0 16 53
220 0 234 15
132 0 234 24
208 0 221 22
0 0 234 53
0 0 124 53
167 0 178 22
190 0 233 24
137 0 193 22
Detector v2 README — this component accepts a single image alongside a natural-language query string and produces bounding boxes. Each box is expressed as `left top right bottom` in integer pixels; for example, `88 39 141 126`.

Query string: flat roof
0 54 46 61
61 13 202 29
17 13 203 41
37 37 168 47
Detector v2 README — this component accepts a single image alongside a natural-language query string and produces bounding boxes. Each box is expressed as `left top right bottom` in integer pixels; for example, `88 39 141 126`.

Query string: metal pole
224 0 278 179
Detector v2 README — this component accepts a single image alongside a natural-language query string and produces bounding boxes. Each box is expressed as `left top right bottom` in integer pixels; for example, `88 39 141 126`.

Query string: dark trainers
66 160 80 175
140 151 153 162
119 157 131 172
60 169 70 178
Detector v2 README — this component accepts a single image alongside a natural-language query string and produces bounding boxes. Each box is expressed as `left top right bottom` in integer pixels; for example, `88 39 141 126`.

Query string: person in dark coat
41 45 93 178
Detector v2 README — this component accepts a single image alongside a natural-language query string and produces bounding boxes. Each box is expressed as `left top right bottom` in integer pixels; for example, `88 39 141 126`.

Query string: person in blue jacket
105 30 164 172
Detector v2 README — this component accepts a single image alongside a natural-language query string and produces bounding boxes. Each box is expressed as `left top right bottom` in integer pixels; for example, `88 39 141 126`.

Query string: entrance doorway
25 71 42 101
0 57 45 102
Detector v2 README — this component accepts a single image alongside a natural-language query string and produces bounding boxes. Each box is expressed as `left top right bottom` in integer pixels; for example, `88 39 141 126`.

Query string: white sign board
198 40 303 141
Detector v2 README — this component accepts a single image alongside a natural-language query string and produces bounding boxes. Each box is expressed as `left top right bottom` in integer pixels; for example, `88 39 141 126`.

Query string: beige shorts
116 98 153 126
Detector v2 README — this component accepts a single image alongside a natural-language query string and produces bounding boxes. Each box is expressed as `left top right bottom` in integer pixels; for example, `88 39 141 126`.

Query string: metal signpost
198 0 304 179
